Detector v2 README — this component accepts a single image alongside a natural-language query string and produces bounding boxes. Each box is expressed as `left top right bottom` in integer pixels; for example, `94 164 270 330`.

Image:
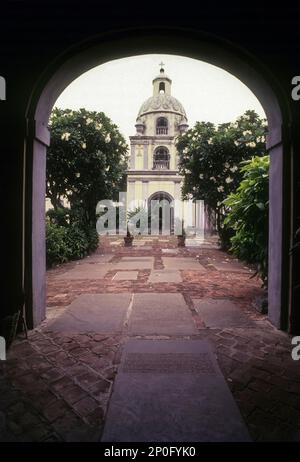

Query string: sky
54 54 266 142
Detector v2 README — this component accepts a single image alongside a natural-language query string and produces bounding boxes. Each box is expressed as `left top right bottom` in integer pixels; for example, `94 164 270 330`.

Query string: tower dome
136 65 187 120
137 94 187 119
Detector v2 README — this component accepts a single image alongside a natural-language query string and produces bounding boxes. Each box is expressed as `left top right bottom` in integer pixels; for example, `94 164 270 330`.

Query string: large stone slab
54 264 109 279
113 271 139 281
211 260 252 273
161 249 178 254
102 339 251 442
128 293 196 335
111 257 154 270
47 293 132 332
185 238 205 247
192 298 254 328
162 257 206 271
148 270 182 283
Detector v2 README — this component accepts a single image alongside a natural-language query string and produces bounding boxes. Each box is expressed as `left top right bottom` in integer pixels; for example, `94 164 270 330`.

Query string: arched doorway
24 28 291 331
148 191 174 235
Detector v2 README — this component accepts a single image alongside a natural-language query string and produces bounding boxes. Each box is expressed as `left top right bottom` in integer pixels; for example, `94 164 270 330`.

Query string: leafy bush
46 222 70 266
47 207 70 226
46 221 99 267
224 155 269 284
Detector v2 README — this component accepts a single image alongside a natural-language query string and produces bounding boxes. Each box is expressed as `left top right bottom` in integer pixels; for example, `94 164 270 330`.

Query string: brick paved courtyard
0 236 300 442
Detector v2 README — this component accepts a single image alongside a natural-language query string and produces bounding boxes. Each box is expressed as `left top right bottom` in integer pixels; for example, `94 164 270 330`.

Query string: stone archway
148 191 175 235
24 28 291 331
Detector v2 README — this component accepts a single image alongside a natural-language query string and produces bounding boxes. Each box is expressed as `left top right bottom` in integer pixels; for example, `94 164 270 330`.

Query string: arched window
153 147 170 170
159 82 165 93
156 117 168 135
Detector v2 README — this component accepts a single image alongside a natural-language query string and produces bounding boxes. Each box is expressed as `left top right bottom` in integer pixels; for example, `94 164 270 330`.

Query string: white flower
183 147 188 154
86 117 93 125
243 130 252 136
234 140 239 146
225 176 233 183
95 122 103 130
224 162 230 169
81 142 86 149
257 136 265 143
210 176 216 183
217 185 224 192
230 165 238 172
199 173 204 179
207 138 213 145
61 132 71 141
246 141 256 147
105 133 111 143
105 165 110 172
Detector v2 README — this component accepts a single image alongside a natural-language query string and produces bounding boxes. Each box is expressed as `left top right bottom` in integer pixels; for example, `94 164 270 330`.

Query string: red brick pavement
0 236 299 442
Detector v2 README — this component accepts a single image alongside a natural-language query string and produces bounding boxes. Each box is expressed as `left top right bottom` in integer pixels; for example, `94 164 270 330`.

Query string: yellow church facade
126 65 203 235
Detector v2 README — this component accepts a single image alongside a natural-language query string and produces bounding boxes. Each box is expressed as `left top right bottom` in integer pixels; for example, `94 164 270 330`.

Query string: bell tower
152 63 172 96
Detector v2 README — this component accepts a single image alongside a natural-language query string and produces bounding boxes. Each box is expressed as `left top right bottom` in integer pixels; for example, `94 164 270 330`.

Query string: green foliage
46 210 99 267
176 110 267 248
47 107 128 226
224 156 269 284
45 222 70 266
46 108 127 265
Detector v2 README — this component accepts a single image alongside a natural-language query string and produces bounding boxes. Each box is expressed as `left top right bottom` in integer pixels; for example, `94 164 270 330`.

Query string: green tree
46 107 128 226
176 110 267 246
223 156 269 284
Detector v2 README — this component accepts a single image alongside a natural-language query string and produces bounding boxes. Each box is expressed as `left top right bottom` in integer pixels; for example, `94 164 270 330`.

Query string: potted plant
124 225 134 247
177 222 186 247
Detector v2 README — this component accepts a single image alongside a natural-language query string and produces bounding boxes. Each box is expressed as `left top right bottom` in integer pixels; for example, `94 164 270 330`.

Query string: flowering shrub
176 110 267 248
47 108 128 225
46 108 127 265
223 156 269 284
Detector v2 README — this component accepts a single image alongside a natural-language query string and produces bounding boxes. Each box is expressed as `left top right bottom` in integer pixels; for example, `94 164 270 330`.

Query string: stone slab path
1 235 300 442
102 339 251 442
193 298 255 328
47 294 132 333
148 269 182 283
128 293 197 335
162 257 206 271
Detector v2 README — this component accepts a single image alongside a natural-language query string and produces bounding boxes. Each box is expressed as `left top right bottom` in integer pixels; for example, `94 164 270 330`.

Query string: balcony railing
156 127 168 135
153 160 170 170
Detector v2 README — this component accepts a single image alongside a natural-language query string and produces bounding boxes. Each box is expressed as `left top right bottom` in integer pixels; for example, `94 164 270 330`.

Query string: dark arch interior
159 82 165 93
25 30 290 331
148 191 174 235
153 147 170 169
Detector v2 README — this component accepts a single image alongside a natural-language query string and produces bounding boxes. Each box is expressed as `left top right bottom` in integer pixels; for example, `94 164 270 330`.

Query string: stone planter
124 236 134 247
177 235 186 247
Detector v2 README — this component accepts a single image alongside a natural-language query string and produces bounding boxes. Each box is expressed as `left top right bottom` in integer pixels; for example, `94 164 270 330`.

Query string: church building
126 64 203 235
